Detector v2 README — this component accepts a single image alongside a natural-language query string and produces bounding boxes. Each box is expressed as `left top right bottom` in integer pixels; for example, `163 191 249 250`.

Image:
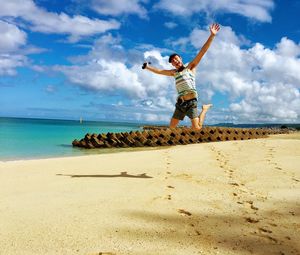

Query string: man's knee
192 125 201 131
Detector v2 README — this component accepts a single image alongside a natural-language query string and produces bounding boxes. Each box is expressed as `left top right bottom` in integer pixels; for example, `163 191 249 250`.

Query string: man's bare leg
199 104 213 128
191 117 201 130
170 118 180 128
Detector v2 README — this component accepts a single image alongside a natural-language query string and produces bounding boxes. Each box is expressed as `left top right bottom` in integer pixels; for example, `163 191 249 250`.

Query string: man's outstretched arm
142 62 175 76
188 23 220 71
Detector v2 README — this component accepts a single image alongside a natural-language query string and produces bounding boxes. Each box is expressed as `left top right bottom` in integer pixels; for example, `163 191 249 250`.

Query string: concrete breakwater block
72 126 289 149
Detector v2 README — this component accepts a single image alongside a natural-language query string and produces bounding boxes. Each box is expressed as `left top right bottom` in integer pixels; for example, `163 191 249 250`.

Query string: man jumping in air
142 23 220 130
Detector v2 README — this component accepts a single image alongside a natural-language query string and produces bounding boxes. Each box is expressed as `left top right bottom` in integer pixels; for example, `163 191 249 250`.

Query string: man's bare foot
198 104 213 128
202 104 213 111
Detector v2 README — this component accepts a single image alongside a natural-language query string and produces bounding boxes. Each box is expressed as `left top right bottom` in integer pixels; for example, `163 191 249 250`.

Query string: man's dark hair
168 53 181 63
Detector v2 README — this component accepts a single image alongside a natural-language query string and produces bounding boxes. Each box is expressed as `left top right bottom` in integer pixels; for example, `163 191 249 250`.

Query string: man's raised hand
210 23 220 35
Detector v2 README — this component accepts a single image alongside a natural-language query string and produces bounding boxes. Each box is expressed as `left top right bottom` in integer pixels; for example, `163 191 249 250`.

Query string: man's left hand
210 23 220 35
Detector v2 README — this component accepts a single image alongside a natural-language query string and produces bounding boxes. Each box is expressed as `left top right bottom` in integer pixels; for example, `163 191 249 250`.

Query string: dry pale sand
0 133 299 255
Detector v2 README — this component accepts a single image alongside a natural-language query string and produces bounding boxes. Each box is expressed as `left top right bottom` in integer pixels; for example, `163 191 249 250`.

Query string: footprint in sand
261 234 278 244
195 230 201 236
244 200 259 211
237 199 255 206
268 222 278 227
245 217 260 223
288 211 295 216
250 204 259 211
165 171 172 179
258 227 272 233
178 209 192 216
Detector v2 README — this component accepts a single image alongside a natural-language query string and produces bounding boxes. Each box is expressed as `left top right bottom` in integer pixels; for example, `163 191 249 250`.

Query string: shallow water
0 117 142 161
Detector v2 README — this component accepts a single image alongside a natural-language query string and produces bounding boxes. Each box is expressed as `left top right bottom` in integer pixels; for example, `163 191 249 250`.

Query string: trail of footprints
163 150 173 201
261 141 300 184
162 147 276 237
263 141 285 172
160 146 298 254
212 144 275 234
162 150 193 214
162 149 217 242
209 143 298 250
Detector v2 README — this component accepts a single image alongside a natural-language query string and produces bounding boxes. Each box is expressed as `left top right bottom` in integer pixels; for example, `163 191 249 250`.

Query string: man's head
169 53 183 70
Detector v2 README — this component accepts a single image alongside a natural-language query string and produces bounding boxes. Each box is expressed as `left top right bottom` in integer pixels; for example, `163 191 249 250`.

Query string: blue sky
0 0 299 124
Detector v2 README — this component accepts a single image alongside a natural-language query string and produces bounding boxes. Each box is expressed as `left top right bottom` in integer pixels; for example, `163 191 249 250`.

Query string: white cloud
249 42 300 84
0 0 120 42
57 53 173 100
206 39 299 122
56 35 174 99
0 20 27 53
164 22 177 29
155 0 274 22
86 99 172 123
57 60 147 98
0 19 47 76
229 83 300 122
0 54 27 76
91 0 148 18
0 21 28 75
275 37 300 58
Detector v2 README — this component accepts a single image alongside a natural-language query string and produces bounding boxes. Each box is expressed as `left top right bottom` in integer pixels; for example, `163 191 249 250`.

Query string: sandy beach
0 133 299 255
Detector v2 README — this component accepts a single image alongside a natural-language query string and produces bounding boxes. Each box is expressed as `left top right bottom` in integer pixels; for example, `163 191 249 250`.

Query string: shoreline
2 132 298 163
0 145 169 163
0 133 299 254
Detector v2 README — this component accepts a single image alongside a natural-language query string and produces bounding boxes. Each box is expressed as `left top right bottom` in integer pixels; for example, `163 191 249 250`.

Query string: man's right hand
142 62 151 69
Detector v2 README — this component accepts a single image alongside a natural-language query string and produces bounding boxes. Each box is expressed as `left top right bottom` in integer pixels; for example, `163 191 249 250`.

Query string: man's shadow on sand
57 171 153 179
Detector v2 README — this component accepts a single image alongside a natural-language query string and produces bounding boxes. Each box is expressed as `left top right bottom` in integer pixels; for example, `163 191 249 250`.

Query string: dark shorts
172 98 198 120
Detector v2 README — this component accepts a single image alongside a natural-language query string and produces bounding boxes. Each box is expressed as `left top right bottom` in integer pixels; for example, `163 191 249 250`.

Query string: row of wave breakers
72 126 289 149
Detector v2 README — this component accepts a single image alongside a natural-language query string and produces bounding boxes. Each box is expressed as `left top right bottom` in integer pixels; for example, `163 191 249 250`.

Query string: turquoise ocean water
0 117 142 161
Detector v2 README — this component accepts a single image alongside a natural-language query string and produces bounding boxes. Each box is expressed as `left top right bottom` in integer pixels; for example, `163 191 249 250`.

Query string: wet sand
0 133 299 255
